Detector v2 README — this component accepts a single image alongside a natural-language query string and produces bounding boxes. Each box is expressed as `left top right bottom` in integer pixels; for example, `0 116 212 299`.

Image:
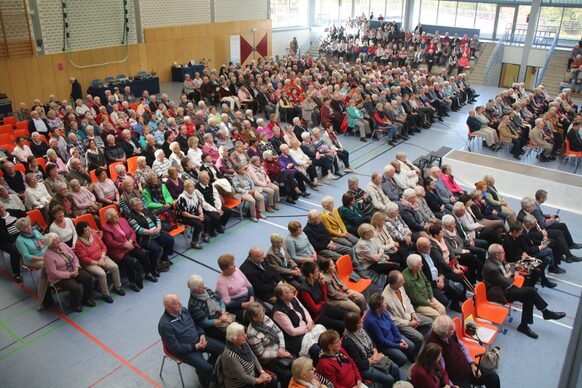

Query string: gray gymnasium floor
0 84 580 388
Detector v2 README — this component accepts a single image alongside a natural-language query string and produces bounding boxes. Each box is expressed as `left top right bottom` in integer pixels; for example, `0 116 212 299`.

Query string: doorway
499 63 520 88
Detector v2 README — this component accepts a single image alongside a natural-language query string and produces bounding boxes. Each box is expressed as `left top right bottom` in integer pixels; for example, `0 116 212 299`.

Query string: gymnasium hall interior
0 0 581 387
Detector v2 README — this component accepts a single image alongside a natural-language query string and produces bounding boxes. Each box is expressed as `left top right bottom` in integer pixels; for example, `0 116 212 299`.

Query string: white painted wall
502 46 549 67
272 28 312 56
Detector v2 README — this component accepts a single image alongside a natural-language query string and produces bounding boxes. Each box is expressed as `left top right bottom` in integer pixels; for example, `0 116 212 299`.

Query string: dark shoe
513 154 521 160
517 324 538 339
301 192 311 197
83 299 97 307
113 288 126 296
360 137 367 142
388 140 397 146
549 265 566 274
209 231 218 237
570 243 582 250
202 234 210 242
286 197 297 204
542 310 566 321
216 226 225 234
191 242 203 250
129 283 141 292
541 279 557 288
146 273 158 282
14 274 22 283
103 295 114 304
565 256 582 263
153 270 161 278
72 306 83 313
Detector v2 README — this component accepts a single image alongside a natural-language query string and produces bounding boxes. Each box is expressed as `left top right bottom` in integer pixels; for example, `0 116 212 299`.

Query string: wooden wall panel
0 19 271 106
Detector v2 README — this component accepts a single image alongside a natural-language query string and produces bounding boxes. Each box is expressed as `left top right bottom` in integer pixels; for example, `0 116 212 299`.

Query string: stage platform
443 149 582 215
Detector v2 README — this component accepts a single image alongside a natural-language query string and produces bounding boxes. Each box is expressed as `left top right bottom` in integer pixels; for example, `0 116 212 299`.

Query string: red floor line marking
0 268 161 387
88 339 162 388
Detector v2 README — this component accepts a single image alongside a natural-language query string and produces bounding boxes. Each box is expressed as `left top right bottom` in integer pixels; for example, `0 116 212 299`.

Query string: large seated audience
1 13 581 387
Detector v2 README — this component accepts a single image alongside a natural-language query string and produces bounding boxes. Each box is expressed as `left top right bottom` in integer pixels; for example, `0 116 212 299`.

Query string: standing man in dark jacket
482 244 565 339
158 294 224 387
69 77 83 102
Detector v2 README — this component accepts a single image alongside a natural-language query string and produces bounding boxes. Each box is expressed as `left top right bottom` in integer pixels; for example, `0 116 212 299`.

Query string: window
419 0 439 25
271 0 309 28
385 0 404 22
437 1 458 28
455 2 477 29
370 0 386 18
339 0 352 21
559 8 582 43
354 0 370 19
314 0 340 26
475 3 495 39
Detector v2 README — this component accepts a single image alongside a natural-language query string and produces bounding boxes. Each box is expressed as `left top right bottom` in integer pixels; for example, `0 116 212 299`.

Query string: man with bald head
416 236 466 312
158 294 224 386
240 247 283 303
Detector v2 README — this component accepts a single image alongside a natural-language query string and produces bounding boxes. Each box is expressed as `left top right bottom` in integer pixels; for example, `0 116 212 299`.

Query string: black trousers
291 170 311 192
54 269 93 308
0 241 21 276
314 304 346 332
263 358 292 388
455 365 501 388
548 222 575 247
180 216 211 242
506 285 548 325
457 252 483 284
119 253 144 287
276 171 299 198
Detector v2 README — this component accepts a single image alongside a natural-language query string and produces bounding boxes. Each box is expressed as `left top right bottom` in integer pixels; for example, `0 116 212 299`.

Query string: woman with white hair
187 274 233 341
426 315 501 388
216 145 236 179
46 148 68 174
321 195 358 247
289 357 333 388
186 136 202 169
222 322 277 388
232 163 266 222
133 154 150 182
245 302 294 387
355 223 399 283
402 254 446 319
24 173 51 211
247 156 280 212
43 232 95 312
168 141 186 173
152 149 171 180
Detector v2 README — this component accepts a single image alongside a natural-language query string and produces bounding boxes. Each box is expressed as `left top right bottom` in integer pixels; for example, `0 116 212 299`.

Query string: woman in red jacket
411 343 456 388
316 329 363 388
74 222 125 303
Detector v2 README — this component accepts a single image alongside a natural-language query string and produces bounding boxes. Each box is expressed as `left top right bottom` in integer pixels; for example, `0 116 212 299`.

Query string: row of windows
271 0 581 46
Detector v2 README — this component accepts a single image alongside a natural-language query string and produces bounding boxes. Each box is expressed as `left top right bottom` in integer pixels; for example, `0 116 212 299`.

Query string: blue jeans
360 364 400 388
381 337 416 367
179 337 224 384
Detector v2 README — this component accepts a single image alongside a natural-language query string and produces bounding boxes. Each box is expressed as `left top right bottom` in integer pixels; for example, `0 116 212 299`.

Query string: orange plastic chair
15 121 28 130
36 157 47 171
90 169 98 183
27 209 48 232
0 124 12 135
159 342 185 388
99 204 119 227
73 214 100 231
461 299 498 345
20 260 42 291
513 273 525 288
336 255 372 293
2 116 16 127
14 163 26 173
14 129 28 138
109 161 124 181
127 156 139 175
39 134 48 143
222 195 243 220
453 317 486 360
474 282 509 325
0 134 13 144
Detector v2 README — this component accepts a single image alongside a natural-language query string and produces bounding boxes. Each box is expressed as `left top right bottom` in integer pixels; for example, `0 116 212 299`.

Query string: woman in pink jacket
102 208 154 292
74 222 125 303
43 232 95 312
247 156 280 212
439 164 465 196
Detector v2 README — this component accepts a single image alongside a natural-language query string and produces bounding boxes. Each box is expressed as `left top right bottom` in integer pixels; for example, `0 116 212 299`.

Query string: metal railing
483 31 507 86
535 30 559 87
502 23 558 48
296 29 323 58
